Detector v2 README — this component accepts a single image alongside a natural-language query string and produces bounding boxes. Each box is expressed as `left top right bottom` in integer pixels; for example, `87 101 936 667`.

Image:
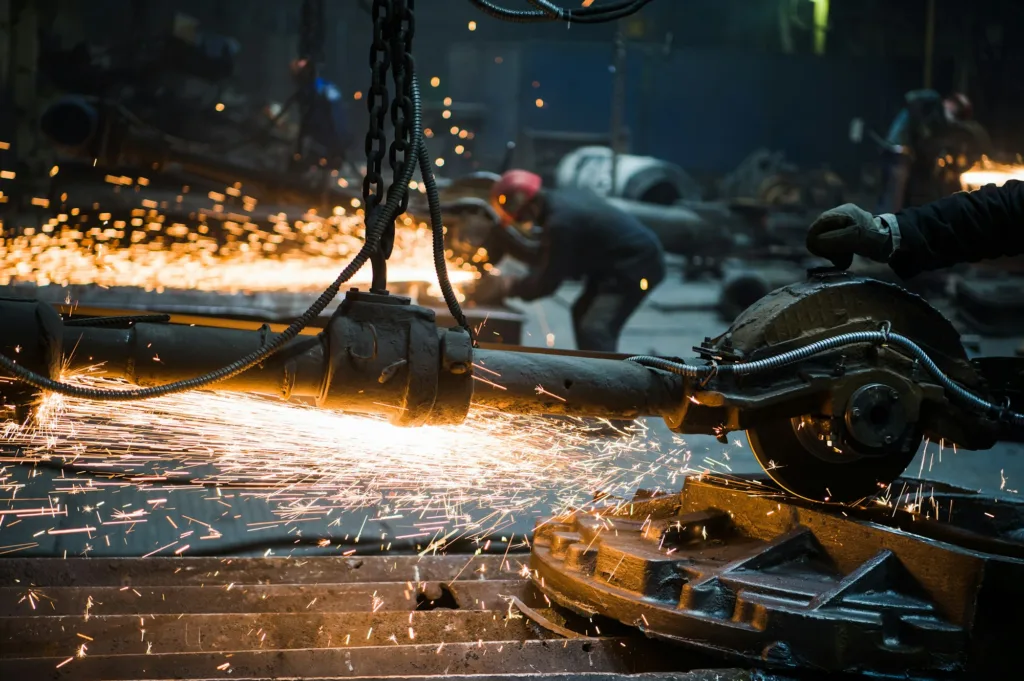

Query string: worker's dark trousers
571 274 660 353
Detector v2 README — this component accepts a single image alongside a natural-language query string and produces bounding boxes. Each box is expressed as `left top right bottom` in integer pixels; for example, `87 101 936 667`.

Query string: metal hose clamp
879 321 892 345
998 396 1013 423
698 360 719 389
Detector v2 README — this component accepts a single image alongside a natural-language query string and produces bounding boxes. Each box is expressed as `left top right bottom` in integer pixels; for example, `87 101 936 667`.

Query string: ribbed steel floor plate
0 555 774 680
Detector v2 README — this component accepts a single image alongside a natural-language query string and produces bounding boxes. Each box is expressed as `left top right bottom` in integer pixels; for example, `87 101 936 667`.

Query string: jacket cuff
876 213 901 258
885 214 927 279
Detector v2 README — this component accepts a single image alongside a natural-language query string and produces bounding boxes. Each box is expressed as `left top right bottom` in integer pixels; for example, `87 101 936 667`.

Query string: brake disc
747 412 921 503
713 273 980 503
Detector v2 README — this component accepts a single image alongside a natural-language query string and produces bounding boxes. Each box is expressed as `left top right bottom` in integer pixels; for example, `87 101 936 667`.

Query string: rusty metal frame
531 475 1024 678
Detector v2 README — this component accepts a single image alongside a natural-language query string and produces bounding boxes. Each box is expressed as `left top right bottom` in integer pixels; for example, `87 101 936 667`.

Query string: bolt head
851 408 861 418
449 362 469 375
884 434 894 444
889 390 899 401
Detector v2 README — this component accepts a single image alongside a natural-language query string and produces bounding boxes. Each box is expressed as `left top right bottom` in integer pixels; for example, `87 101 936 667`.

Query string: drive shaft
1 295 684 426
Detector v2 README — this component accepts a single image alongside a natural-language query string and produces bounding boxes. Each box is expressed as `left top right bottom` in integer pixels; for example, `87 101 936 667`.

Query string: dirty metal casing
531 475 1024 678
471 347 683 420
57 290 475 427
0 298 64 421
0 554 781 680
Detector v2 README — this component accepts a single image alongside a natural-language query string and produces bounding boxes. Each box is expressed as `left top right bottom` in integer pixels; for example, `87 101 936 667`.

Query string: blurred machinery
1 6 525 344
438 150 828 319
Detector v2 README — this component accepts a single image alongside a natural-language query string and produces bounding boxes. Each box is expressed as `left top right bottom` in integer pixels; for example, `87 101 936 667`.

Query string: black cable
466 0 552 23
0 83 424 401
566 0 656 24
546 0 648 16
469 0 654 23
527 0 655 22
526 0 563 17
64 314 171 327
414 106 475 341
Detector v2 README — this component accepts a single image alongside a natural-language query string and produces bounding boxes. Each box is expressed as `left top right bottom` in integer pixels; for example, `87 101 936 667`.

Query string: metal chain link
385 0 416 224
362 0 392 220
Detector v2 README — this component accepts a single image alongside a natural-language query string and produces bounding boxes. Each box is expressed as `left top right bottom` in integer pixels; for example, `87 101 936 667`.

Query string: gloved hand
806 204 895 270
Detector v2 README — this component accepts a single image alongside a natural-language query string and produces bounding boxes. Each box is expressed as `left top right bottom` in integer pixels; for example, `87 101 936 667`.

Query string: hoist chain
385 0 416 234
362 0 392 223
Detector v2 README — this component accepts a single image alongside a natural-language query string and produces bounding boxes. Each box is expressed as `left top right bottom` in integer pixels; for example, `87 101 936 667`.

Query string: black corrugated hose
468 0 656 24
416 127 476 343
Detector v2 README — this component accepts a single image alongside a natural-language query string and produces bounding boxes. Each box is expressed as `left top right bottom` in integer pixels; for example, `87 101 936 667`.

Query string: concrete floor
1 269 1021 558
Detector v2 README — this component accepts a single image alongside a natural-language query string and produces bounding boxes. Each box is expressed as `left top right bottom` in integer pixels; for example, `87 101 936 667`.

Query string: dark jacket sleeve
492 225 544 264
508 267 564 302
505 215 572 302
890 180 1024 279
904 90 943 121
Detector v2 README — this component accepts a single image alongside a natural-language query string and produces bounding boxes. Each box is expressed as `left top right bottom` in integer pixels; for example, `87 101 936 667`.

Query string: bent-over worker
488 170 666 353
806 180 1024 278
878 90 980 213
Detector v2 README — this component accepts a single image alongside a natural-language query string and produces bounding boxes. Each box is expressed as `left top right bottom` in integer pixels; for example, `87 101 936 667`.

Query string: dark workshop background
11 0 1024 184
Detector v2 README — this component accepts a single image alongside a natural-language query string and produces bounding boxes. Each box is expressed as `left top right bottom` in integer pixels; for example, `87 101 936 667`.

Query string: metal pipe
63 323 684 422
472 348 683 420
5 295 683 426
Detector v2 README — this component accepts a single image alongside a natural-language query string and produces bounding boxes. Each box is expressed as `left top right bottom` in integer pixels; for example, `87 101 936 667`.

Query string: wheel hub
844 383 913 450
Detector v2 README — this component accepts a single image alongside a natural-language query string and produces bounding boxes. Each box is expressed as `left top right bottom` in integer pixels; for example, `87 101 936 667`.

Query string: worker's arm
504 215 573 302
806 180 1024 277
506 237 565 301
492 224 544 264
890 180 1024 277
903 90 943 121
506 267 564 302
884 90 942 151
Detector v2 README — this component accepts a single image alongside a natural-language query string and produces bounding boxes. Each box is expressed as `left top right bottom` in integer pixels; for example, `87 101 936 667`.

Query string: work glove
806 204 895 270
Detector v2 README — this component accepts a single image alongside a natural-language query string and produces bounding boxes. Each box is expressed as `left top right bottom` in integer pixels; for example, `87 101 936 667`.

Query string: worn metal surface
0 554 774 680
1 292 474 427
532 475 1024 678
472 348 683 420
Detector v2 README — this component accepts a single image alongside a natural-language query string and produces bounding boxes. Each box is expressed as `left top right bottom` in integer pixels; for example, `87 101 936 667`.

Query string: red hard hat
945 93 973 120
490 170 542 224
